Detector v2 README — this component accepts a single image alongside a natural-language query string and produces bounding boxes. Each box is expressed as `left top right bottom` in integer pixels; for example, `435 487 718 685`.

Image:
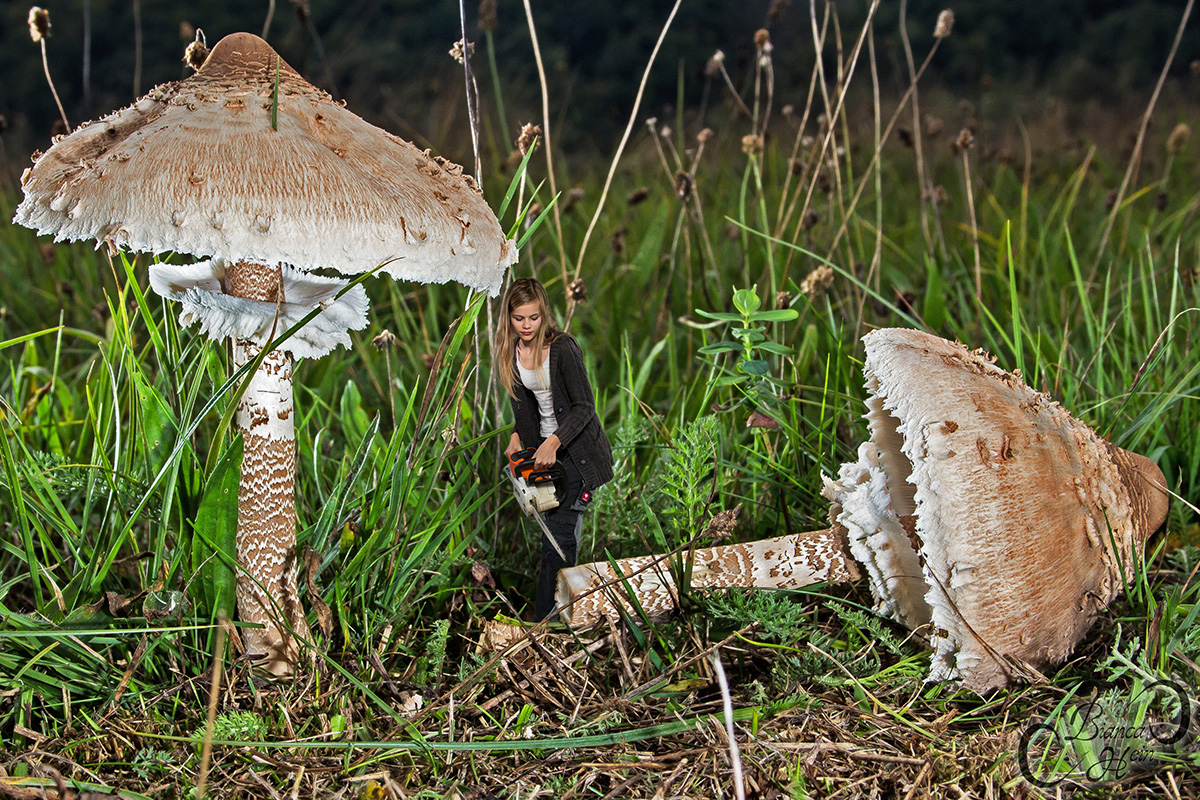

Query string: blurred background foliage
1 0 1198 167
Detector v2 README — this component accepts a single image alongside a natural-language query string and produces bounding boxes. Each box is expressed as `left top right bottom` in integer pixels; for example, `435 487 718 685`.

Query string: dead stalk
711 650 746 800
39 40 69 133
571 0 685 312
960 145 982 300
520 0 569 286
1090 0 1194 280
899 0 934 257
195 621 227 799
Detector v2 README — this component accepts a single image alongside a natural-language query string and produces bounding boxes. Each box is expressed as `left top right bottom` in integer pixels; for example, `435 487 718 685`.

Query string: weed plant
1 1 1199 797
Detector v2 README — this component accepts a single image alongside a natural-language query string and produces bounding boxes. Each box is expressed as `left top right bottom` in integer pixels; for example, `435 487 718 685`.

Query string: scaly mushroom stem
225 260 308 675
555 526 861 627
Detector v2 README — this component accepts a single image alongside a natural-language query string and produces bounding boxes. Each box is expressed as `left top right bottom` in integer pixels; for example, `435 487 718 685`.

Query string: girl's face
510 300 543 345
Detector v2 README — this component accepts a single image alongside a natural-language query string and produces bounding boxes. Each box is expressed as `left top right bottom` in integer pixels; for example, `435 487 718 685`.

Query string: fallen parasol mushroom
15 32 518 675
556 328 1170 691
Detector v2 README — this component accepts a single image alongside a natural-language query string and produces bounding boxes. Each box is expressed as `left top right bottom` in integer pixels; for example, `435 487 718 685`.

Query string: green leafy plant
696 285 798 419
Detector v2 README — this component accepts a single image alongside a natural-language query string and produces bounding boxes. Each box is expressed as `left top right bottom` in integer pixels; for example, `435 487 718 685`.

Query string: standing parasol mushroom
15 32 518 675
557 328 1169 691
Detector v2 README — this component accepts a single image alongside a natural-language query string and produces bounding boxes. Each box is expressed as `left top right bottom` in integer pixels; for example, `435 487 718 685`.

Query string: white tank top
517 358 557 438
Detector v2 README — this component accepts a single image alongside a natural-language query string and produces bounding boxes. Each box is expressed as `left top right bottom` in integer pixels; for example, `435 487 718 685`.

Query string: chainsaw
505 448 569 560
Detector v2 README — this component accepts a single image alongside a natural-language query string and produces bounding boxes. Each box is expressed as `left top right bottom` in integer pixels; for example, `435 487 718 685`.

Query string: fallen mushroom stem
225 261 308 675
555 526 861 627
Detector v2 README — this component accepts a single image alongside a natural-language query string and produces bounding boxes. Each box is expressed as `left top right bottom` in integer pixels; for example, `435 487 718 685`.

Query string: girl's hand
533 435 560 470
504 432 522 459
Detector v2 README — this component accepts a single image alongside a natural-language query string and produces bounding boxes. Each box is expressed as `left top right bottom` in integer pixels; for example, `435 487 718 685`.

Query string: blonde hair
496 278 561 398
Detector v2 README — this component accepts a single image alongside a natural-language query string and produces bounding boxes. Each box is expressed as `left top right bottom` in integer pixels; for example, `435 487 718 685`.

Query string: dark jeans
536 448 586 621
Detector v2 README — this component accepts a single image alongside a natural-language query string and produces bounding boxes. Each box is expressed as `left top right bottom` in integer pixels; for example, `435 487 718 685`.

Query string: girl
497 277 613 620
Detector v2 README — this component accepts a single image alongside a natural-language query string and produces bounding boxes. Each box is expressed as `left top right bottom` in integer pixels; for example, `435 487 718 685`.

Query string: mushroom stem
554 526 860 627
226 260 308 675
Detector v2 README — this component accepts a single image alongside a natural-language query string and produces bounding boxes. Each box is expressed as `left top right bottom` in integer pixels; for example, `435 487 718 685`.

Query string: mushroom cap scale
855 328 1168 691
15 32 516 296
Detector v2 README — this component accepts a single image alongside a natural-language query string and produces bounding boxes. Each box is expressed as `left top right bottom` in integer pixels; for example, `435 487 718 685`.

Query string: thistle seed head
1167 122 1191 155
516 123 541 156
372 330 397 350
934 9 954 38
800 265 834 299
28 7 50 43
478 0 497 32
183 39 209 72
568 278 587 303
449 39 475 64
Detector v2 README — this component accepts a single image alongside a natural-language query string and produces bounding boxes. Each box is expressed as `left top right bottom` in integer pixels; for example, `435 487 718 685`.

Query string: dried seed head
568 278 587 303
563 185 585 212
768 0 790 20
1167 122 1191 155
933 9 954 38
953 127 975 152
610 226 627 256
28 7 50 43
816 171 832 193
372 329 397 350
800 265 834 299
449 39 475 64
183 39 209 72
659 125 672 139
931 185 949 205
524 201 542 230
516 123 541 156
1155 191 1168 212
925 114 944 138
697 127 714 144
478 0 497 32
775 290 791 310
782 104 794 118
179 21 195 41
788 157 804 176
626 187 650 205
703 504 741 544
898 127 915 148
705 50 725 77
39 243 56 265
1105 189 1119 211
741 134 764 156
674 170 694 200
754 29 771 49
801 210 820 231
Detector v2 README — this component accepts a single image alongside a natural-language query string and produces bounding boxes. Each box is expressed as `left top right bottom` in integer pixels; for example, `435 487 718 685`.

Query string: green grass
2 4 1200 797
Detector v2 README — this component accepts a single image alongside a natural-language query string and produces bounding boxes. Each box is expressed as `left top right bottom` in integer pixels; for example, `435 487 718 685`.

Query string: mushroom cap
148 260 369 359
15 32 516 295
854 328 1168 691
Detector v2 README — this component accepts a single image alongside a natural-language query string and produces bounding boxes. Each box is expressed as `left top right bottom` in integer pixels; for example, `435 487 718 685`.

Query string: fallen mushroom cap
149 259 368 358
14 32 517 295
556 328 1169 692
824 327 1169 691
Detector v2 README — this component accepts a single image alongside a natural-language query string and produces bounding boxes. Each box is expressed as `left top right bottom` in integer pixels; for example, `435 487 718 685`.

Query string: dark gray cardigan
511 334 614 490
